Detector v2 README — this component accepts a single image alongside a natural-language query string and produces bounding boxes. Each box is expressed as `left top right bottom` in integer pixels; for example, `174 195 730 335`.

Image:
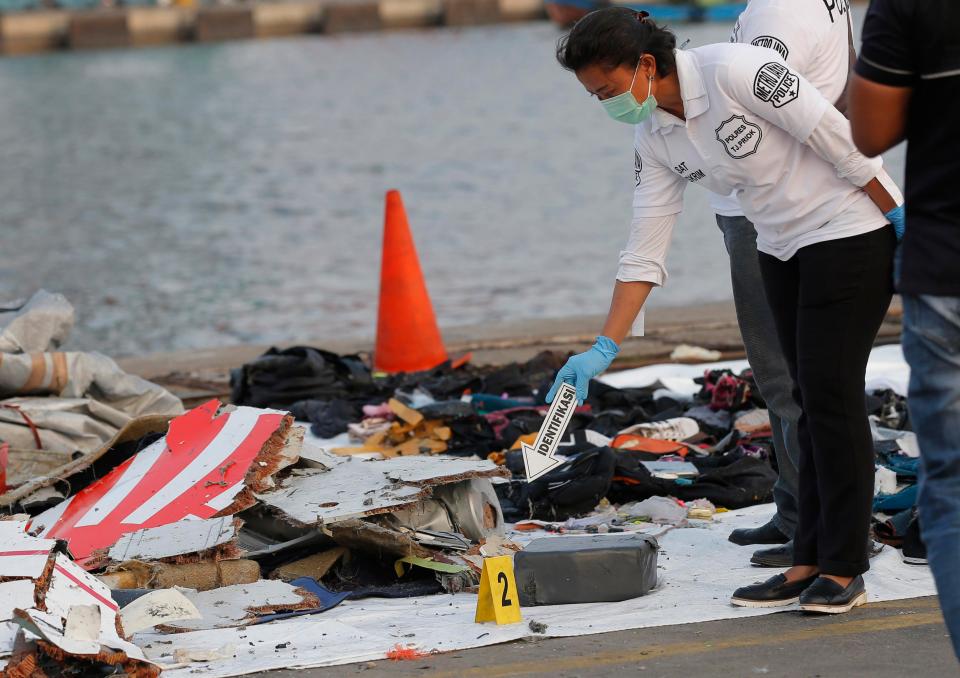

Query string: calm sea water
0 12 903 356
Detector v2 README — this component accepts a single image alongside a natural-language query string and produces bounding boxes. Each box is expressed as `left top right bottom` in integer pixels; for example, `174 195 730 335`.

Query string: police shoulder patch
634 149 643 186
754 61 799 108
715 115 763 159
751 35 789 61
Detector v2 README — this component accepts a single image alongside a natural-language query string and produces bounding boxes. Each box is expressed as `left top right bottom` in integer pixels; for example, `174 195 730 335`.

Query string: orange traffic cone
374 190 448 373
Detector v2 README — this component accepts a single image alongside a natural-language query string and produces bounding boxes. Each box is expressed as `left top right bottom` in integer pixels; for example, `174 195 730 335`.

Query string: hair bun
556 6 677 76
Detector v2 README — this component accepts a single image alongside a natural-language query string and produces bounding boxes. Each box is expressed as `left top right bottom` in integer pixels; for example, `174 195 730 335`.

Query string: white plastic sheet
600 343 910 397
138 503 936 677
0 289 182 455
0 290 74 354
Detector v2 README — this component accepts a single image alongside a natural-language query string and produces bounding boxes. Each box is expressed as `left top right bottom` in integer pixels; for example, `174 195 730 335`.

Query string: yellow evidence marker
474 555 522 624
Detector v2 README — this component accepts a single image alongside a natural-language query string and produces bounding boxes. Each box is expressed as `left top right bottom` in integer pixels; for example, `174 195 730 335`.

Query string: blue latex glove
545 336 620 405
885 205 905 241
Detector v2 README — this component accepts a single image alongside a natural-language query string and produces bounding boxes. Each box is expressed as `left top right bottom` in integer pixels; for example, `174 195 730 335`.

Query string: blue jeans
903 293 960 660
716 214 802 537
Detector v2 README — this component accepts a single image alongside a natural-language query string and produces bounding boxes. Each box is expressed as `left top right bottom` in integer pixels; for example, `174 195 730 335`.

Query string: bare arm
848 74 912 157
862 176 898 213
833 10 858 116
601 280 655 346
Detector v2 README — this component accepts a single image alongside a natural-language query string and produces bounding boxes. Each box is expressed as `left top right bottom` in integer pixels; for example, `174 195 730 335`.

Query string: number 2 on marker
475 555 522 624
497 571 512 607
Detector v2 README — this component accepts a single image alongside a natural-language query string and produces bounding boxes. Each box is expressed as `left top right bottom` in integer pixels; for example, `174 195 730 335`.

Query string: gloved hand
545 336 620 405
885 205 905 241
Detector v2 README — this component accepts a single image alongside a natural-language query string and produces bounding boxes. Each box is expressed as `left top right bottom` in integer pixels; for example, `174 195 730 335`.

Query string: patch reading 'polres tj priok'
754 61 799 108
715 115 763 159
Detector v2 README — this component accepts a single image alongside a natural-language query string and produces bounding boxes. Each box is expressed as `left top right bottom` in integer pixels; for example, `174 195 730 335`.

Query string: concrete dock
116 299 905 405
0 0 548 55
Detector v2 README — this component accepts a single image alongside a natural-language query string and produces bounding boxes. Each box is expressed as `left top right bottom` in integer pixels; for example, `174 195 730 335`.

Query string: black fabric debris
685 405 733 437
497 447 618 522
608 451 777 509
287 399 362 439
230 346 378 408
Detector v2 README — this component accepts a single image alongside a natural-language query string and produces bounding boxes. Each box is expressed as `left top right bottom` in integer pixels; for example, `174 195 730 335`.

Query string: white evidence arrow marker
521 381 578 481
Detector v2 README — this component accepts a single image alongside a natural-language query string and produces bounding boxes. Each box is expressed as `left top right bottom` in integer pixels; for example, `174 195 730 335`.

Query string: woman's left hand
885 205 905 241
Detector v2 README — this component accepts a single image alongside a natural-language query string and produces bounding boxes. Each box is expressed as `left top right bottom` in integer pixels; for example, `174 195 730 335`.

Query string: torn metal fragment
30 401 297 565
257 454 508 527
158 580 320 632
106 516 241 564
326 519 431 559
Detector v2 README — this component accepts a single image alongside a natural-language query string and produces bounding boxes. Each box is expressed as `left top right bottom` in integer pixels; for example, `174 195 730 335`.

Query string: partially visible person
551 8 904 613
716 0 869 565
849 0 960 660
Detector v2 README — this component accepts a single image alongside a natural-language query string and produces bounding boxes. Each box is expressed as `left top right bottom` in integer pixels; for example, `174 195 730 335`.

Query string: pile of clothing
231 347 785 524
231 345 925 553
867 388 925 561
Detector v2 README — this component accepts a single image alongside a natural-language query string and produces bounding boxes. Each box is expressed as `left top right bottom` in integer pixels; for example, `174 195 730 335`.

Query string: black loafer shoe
729 521 790 546
731 573 818 608
752 538 881 568
799 576 867 614
751 540 794 567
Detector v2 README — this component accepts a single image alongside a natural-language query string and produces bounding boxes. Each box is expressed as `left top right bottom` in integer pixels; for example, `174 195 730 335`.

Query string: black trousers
758 226 896 576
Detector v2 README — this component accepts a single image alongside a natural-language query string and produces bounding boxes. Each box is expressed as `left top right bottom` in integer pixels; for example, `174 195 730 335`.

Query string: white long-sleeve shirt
617 44 889 285
710 0 855 216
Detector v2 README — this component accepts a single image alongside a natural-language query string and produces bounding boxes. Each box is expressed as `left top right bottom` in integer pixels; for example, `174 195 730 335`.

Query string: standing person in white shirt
718 0 867 568
548 7 904 612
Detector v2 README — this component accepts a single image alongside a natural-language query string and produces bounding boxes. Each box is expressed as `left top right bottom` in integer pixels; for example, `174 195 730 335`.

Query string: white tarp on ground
0 289 183 455
599 343 911 398
136 503 936 676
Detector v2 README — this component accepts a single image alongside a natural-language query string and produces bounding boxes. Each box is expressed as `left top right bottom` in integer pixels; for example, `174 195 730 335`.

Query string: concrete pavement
251 596 952 677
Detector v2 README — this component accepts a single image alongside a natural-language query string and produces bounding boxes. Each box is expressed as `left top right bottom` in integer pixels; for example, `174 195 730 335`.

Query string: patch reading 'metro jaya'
754 61 799 108
751 35 789 61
